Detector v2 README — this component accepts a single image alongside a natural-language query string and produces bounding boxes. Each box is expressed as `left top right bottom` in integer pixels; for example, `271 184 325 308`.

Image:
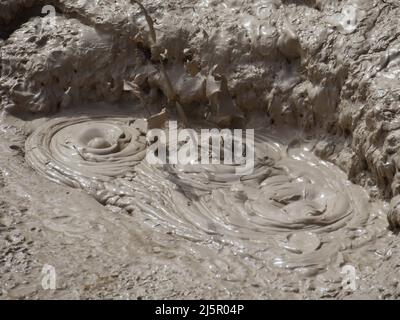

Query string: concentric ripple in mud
26 117 147 189
26 117 382 271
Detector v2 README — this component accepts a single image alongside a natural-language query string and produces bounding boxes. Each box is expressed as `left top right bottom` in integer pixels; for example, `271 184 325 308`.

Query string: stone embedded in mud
206 66 243 126
388 195 400 230
314 140 335 159
0 0 398 211
277 23 302 59
0 0 35 25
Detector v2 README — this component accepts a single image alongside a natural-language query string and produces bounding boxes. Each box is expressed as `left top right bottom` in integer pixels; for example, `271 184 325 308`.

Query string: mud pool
25 113 386 273
1 0 400 299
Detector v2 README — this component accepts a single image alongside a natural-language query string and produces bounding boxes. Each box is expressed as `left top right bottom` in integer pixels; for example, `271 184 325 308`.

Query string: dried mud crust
1 0 400 299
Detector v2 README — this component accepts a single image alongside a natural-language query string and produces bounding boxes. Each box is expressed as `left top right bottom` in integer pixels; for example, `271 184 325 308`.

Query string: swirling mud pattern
26 117 385 272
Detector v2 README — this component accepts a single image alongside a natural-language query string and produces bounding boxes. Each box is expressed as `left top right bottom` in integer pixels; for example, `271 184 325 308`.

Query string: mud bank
1 0 400 299
1 107 398 300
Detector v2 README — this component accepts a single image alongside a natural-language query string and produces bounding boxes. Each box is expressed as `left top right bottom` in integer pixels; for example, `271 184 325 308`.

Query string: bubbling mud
26 117 147 189
26 116 384 271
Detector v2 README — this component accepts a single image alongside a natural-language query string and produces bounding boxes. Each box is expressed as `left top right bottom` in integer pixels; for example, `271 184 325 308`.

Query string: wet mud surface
0 107 397 299
25 112 386 273
1 0 400 299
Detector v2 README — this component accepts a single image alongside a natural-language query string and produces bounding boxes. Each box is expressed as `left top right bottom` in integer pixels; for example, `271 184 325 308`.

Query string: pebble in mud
388 195 400 230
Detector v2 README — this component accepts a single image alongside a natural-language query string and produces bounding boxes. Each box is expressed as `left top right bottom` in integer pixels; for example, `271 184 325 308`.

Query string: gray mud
1 0 400 299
